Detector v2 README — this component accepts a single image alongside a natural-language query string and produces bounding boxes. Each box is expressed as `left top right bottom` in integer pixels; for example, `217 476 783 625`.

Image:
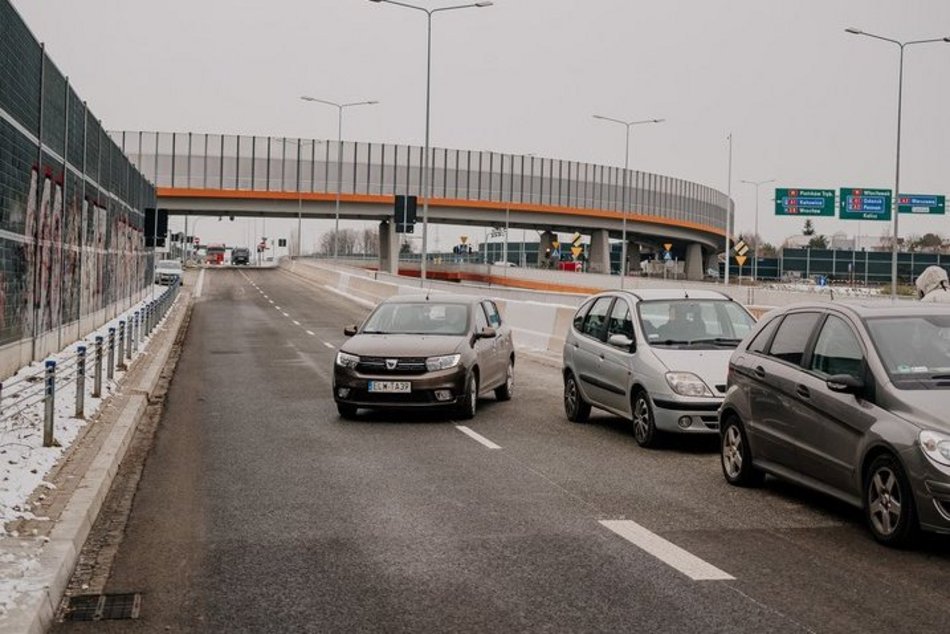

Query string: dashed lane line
293 320 301 326
599 520 734 581
306 330 316 336
323 342 335 349
456 426 501 449
195 269 206 297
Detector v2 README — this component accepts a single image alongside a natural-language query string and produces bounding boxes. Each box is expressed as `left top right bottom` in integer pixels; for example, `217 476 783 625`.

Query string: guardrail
0 279 181 448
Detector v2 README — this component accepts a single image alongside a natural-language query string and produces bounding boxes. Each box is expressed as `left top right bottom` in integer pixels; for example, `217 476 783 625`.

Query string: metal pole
118 320 126 370
107 327 115 380
76 345 86 418
335 107 343 260
421 10 433 285
43 360 55 447
725 133 732 286
620 124 629 288
93 336 103 397
891 45 904 300
753 182 759 283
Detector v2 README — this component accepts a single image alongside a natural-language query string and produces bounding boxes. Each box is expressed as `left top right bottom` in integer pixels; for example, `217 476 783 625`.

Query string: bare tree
360 228 379 256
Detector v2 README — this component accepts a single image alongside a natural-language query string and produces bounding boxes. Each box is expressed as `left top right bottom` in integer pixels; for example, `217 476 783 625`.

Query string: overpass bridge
111 131 731 280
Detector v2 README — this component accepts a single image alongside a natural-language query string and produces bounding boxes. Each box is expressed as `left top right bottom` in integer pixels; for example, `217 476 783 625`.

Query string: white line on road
323 342 335 349
275 306 281 310
282 312 290 317
306 330 315 336
269 299 274 304
456 426 501 449
599 520 734 581
293 320 300 325
195 269 206 297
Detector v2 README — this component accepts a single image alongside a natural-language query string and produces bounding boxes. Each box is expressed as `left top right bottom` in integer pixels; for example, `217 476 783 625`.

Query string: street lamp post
369 0 494 284
845 28 950 299
740 178 775 284
300 96 378 260
592 115 665 289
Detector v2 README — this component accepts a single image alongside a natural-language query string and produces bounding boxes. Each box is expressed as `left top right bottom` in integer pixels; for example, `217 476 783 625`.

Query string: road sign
735 255 747 267
775 188 835 216
552 240 560 249
733 240 749 257
898 194 946 215
663 243 673 251
572 232 582 245
459 236 468 245
394 195 417 233
839 188 892 221
571 246 583 258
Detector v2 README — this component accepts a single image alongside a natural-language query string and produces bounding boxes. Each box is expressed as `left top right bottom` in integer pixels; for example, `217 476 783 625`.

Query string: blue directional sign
839 188 892 221
774 188 835 216
898 194 945 215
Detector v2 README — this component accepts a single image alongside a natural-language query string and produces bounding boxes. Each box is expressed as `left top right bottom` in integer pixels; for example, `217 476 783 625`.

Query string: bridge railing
112 131 730 234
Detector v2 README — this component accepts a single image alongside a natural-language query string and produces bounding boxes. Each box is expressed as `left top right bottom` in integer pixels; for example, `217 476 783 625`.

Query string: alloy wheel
722 425 743 479
868 467 903 537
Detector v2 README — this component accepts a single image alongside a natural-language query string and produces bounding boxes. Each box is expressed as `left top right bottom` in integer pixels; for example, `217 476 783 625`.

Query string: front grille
349 389 439 404
357 356 428 375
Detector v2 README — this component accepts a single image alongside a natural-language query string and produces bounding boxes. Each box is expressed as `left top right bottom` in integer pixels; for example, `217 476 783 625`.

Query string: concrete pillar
685 242 703 281
379 220 398 275
588 229 610 274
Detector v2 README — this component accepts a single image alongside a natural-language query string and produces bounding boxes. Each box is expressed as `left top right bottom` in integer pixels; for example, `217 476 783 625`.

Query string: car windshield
638 299 755 346
157 260 181 270
361 302 469 336
866 315 950 378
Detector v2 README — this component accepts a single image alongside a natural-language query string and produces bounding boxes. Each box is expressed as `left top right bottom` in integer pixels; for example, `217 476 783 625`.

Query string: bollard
118 320 127 370
76 345 86 418
126 317 133 360
107 327 116 380
0 381 3 417
93 336 103 397
43 360 56 447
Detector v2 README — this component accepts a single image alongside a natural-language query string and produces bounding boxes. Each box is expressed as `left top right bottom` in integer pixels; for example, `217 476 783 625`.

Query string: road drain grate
63 593 141 621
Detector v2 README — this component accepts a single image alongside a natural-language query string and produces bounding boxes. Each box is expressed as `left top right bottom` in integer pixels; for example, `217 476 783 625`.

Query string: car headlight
335 351 359 369
426 354 461 371
665 372 714 397
919 430 950 467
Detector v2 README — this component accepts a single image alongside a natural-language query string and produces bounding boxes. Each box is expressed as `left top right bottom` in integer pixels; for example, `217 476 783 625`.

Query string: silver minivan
563 289 756 447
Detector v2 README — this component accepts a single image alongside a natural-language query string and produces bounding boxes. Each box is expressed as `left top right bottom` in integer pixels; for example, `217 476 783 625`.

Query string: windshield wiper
654 339 692 345
696 337 743 346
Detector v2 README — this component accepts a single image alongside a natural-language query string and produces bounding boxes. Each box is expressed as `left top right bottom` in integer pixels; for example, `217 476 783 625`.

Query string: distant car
154 259 182 285
231 247 250 265
720 301 950 546
562 289 756 447
333 294 515 419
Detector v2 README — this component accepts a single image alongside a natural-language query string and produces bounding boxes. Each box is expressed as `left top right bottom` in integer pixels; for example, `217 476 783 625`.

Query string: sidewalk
0 282 192 633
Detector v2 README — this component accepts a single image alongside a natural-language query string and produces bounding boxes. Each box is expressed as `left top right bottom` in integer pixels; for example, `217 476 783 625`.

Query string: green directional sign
774 188 835 216
839 188 892 221
898 194 945 215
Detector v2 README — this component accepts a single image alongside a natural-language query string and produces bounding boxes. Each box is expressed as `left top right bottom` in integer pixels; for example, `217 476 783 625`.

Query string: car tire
631 390 660 448
457 373 478 420
337 403 358 419
564 372 591 423
494 359 514 401
720 416 765 487
864 454 919 547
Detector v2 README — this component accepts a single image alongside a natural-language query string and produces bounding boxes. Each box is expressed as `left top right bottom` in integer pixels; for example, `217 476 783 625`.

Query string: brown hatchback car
333 294 515 419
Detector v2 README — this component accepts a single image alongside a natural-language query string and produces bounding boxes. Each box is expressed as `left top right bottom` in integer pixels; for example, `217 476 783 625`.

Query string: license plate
368 381 411 393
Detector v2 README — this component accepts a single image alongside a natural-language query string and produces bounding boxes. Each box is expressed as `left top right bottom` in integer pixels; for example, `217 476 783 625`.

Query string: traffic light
395 195 417 233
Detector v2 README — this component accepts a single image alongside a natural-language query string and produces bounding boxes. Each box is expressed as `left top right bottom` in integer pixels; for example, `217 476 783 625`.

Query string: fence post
134 310 141 349
126 318 133 360
806 247 811 279
76 345 86 418
93 336 103 397
118 320 126 370
43 360 56 447
107 327 116 380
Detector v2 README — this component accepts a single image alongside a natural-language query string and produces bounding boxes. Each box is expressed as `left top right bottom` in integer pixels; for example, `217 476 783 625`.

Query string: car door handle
754 366 766 378
796 384 810 399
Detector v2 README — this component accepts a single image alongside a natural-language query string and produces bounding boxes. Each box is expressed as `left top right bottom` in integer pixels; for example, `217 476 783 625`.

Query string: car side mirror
607 333 636 353
826 374 864 394
476 326 497 339
344 325 358 337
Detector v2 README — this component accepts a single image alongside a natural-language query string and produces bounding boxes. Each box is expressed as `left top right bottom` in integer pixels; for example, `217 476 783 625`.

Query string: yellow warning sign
552 240 560 249
572 232 582 245
735 255 747 267
571 246 583 257
663 243 673 252
460 236 468 245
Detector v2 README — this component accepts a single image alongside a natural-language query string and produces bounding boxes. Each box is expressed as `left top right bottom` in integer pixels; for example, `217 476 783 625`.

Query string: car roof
772 299 950 319
590 288 733 302
382 294 483 306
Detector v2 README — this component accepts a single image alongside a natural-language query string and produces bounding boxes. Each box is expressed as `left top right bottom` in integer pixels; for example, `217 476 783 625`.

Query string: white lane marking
306 330 316 336
599 520 734 581
195 269 206 297
323 342 335 349
282 312 289 317
275 305 281 310
456 426 501 449
293 320 301 325
269 299 274 304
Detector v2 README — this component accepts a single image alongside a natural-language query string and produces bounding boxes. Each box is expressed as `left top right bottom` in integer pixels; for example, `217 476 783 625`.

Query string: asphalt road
54 268 950 633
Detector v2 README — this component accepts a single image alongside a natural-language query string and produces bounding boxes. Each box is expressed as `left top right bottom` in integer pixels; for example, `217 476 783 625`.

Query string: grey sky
11 0 950 250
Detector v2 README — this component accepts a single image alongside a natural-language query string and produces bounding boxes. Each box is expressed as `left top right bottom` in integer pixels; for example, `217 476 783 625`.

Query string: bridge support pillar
588 230 610 274
685 242 704 281
379 220 398 275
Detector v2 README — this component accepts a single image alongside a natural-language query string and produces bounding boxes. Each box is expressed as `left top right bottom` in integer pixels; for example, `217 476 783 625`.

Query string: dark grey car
720 302 950 546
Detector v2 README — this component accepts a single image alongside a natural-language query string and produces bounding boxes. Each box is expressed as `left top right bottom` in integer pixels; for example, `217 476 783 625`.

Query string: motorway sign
775 188 835 216
898 194 946 215
839 188 892 221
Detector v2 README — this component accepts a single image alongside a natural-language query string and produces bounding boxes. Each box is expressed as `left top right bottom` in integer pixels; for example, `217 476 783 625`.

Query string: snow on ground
0 284 177 533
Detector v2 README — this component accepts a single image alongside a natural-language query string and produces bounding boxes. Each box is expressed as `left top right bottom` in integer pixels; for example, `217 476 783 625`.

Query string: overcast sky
11 0 950 251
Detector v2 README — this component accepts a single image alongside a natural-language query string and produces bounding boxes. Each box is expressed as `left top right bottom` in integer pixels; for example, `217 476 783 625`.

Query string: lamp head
944 36 950 42
845 27 863 35
475 1 493 6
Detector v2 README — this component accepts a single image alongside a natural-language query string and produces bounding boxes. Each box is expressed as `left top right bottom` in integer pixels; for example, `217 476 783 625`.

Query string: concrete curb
0 293 190 634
